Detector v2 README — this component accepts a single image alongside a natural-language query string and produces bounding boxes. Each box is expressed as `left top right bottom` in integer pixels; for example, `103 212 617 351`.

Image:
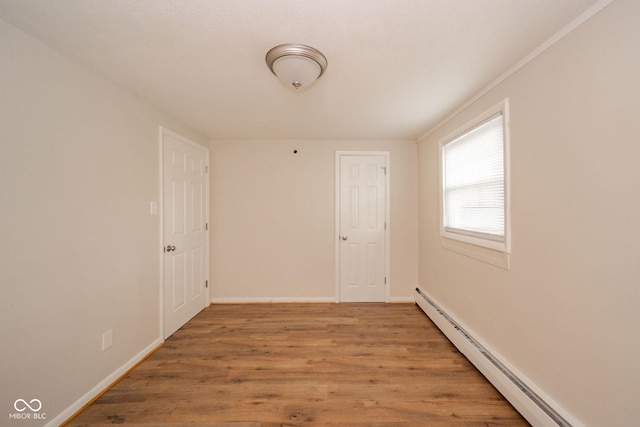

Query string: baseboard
211 296 337 304
50 337 163 427
211 297 414 304
414 287 581 427
390 296 414 303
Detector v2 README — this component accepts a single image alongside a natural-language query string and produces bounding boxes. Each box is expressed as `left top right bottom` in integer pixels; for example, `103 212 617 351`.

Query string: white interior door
337 153 388 302
162 128 208 338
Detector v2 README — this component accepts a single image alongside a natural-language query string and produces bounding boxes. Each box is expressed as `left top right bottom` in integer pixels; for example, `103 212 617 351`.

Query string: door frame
159 126 210 339
335 151 391 303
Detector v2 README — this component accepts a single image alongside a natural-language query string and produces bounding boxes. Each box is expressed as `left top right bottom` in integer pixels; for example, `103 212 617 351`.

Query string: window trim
439 99 511 253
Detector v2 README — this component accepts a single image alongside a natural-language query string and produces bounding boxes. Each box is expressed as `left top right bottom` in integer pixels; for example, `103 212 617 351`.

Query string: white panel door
338 154 387 302
162 130 208 338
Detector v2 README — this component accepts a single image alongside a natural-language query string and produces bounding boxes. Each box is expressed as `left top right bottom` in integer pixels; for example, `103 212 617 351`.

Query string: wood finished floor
67 303 529 426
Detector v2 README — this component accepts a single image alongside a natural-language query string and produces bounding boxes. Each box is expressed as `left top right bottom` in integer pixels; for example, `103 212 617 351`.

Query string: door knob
341 236 348 241
165 245 176 252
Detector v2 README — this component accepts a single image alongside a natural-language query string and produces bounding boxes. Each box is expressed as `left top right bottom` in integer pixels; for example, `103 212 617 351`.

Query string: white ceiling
0 0 603 140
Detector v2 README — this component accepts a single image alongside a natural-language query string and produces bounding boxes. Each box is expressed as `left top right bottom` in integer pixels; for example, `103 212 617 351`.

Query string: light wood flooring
67 303 529 426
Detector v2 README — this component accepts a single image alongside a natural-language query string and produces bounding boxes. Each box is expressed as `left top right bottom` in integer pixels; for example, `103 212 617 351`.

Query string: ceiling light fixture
265 44 327 90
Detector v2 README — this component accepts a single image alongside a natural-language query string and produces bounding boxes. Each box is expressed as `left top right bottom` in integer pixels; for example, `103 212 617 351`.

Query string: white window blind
442 113 504 242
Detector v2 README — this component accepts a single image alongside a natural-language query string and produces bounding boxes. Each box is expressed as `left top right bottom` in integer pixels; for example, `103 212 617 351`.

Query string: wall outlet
102 329 113 351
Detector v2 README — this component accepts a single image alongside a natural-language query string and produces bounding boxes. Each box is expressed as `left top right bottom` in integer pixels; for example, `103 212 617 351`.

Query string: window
440 100 510 252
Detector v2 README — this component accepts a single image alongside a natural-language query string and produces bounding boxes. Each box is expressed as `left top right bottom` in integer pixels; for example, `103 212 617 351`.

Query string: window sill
441 237 510 270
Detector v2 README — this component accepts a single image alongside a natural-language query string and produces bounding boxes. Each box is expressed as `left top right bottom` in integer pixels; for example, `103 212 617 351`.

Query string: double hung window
440 100 510 252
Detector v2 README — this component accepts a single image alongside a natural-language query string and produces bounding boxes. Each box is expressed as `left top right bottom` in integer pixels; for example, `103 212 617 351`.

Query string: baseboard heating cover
414 287 574 427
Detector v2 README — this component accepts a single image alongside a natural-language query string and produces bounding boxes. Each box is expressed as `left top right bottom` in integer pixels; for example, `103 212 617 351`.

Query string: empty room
1 0 638 426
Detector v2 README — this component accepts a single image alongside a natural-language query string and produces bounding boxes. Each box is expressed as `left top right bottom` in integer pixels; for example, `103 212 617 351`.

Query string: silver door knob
165 245 176 252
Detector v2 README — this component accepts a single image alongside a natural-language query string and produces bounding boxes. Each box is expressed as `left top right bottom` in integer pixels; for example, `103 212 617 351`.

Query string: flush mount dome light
266 44 327 90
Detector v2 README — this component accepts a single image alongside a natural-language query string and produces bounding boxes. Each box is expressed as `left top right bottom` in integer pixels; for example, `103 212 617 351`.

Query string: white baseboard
46 337 163 427
211 297 415 304
211 296 337 304
390 296 415 303
414 288 581 427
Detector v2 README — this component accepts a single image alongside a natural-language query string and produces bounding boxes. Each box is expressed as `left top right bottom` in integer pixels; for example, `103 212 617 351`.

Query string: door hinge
384 221 387 230
384 277 387 284
205 223 208 231
381 166 387 175
205 165 209 173
205 280 208 288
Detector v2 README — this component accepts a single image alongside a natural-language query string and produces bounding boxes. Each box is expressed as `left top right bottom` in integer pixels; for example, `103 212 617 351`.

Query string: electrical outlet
102 329 113 351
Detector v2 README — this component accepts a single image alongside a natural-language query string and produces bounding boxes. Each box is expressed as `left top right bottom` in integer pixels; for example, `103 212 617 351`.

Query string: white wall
210 139 418 302
0 19 207 425
417 0 640 425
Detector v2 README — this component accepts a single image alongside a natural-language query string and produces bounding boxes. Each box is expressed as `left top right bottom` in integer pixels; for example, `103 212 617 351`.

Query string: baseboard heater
414 287 571 427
